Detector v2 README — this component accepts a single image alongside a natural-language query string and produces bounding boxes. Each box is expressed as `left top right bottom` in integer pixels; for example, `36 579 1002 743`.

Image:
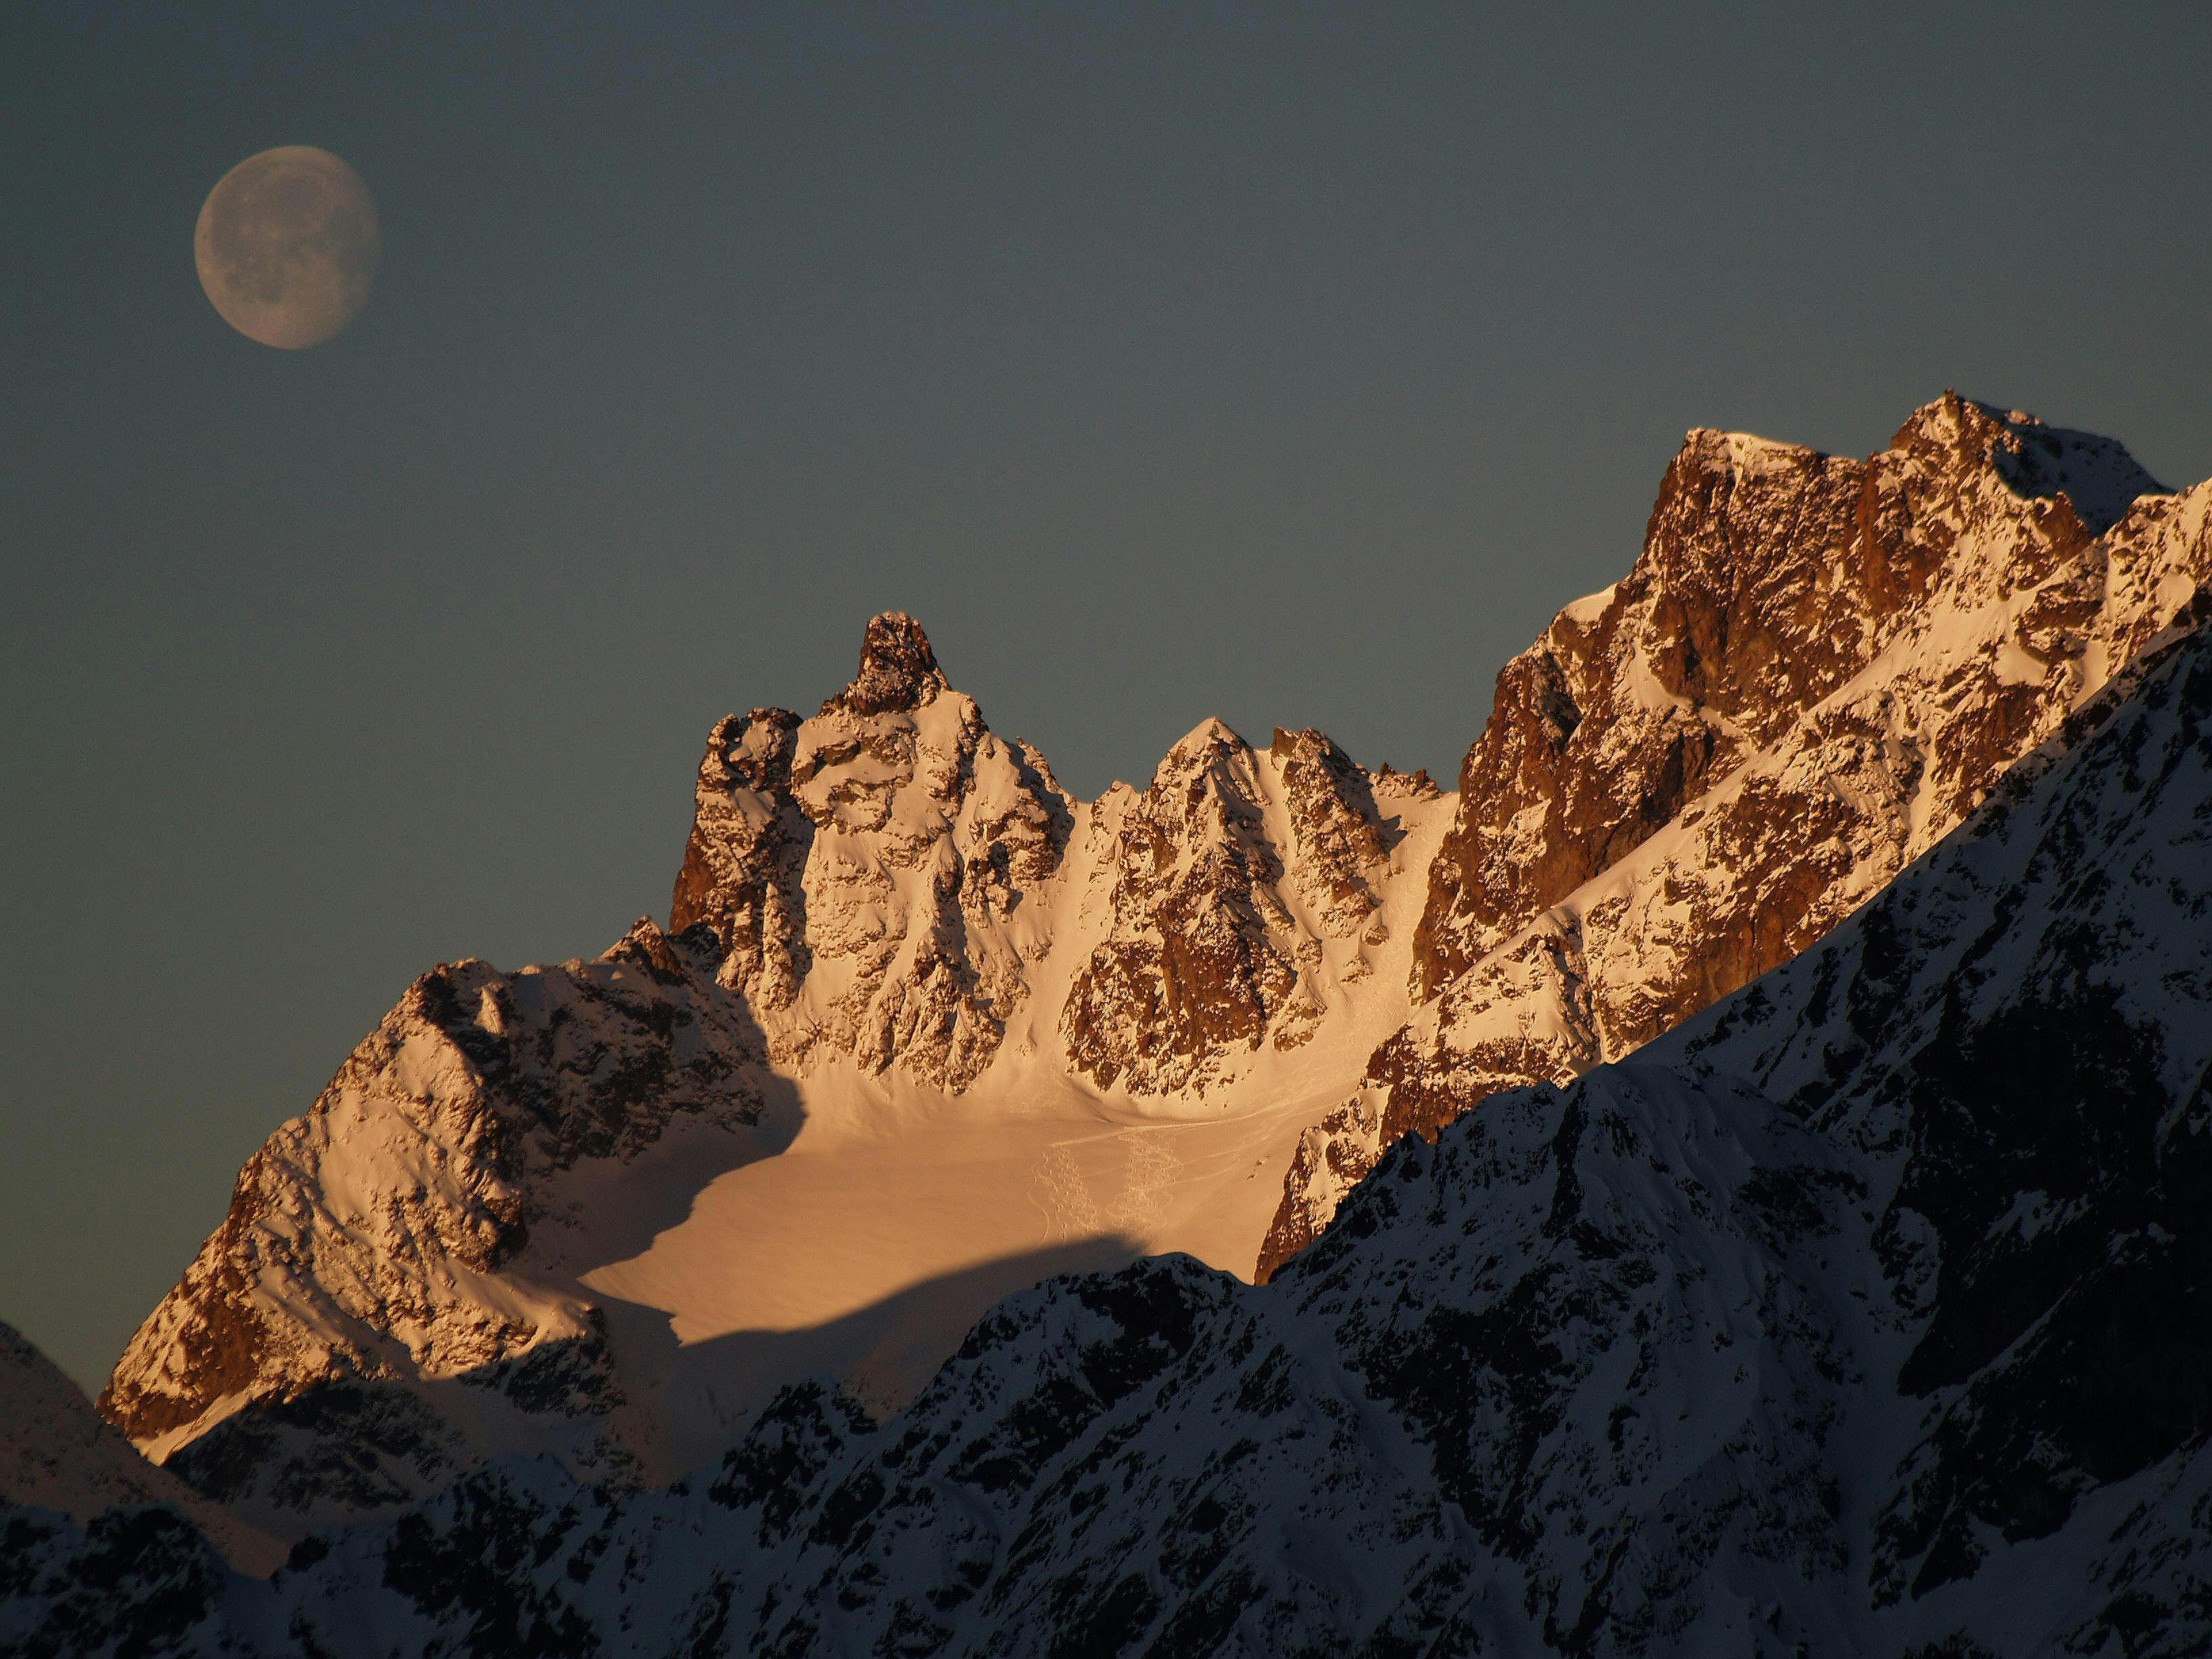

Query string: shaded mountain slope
18 547 2212 1658
97 395 2212 1557
0 1320 281 1576
1260 392 2207 1275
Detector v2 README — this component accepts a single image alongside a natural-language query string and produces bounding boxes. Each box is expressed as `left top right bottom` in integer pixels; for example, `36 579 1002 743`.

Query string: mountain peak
1669 394 2163 539
1163 716 1249 765
824 612 948 717
1891 390 2167 532
1673 425 1819 480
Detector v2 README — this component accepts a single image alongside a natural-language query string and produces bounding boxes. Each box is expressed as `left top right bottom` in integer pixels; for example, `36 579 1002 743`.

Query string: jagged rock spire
91 397 2212 1575
823 612 948 717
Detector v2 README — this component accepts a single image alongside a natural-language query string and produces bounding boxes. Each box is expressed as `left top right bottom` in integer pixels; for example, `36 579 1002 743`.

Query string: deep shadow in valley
621 1231 1150 1475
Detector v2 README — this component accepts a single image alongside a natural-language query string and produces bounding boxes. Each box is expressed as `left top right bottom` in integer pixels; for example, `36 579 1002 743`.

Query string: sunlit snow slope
98 395 2212 1547
18 544 2212 1659
101 611 1454 1538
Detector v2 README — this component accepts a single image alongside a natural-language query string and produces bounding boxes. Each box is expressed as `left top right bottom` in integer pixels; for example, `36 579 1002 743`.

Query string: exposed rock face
1261 394 2207 1278
92 396 2212 1563
1059 722 1426 1091
96 920 767 1535
667 706 810 1012
670 611 1074 1093
26 606 2212 1656
1061 722 1300 1092
1273 728 1414 938
106 609 1446 1532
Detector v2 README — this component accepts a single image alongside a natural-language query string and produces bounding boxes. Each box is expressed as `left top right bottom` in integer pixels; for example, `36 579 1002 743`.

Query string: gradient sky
4 1 2209 1395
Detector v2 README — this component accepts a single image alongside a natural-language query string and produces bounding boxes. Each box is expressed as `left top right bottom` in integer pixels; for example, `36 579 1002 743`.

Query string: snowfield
9 394 2212 1655
11 544 2212 1659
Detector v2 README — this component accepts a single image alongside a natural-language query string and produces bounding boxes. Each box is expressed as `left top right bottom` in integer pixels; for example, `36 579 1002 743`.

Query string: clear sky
4 1 2209 1395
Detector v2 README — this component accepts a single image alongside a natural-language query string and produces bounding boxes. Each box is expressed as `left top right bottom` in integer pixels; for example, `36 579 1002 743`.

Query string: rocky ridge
91 394 2212 1551
1258 392 2208 1275
670 613 1440 1100
16 559 2212 1657
97 920 773 1537
0 1321 281 1576
102 612 1448 1535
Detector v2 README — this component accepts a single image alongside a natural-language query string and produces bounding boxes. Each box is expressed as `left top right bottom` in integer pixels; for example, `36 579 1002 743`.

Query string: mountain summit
1261 391 2198 1272
823 610 949 718
14 405 2212 1658
91 396 2212 1554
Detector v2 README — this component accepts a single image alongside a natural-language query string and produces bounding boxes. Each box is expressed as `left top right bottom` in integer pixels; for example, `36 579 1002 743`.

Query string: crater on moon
195 146 380 350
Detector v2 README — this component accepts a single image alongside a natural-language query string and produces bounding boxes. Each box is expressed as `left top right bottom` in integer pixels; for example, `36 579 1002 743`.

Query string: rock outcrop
98 921 769 1535
94 395 2212 1557
1261 394 2206 1277
24 592 2212 1657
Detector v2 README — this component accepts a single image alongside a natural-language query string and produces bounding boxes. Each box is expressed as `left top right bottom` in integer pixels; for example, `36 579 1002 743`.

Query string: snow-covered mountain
1260 392 2207 1274
14 506 2212 1658
92 395 2212 1555
0 1321 281 1576
98 612 1458 1541
95 918 782 1540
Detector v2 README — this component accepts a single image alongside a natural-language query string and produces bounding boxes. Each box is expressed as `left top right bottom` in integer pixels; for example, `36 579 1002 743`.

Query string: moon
194 147 380 349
